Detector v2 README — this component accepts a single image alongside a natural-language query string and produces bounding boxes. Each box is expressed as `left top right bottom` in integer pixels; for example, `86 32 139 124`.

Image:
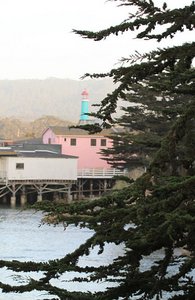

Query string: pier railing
0 169 128 182
77 168 127 178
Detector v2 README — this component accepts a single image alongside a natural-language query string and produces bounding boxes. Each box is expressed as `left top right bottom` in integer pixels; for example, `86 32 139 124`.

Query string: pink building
42 90 126 181
42 126 113 169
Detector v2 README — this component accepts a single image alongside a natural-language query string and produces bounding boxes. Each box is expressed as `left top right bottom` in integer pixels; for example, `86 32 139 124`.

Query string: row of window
70 138 107 147
48 138 107 147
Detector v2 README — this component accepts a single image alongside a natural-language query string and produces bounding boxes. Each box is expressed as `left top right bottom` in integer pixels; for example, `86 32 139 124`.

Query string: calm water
0 208 125 299
0 208 194 300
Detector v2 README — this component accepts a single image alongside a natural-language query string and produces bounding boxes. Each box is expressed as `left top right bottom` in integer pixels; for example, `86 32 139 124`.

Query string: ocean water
0 208 124 299
0 208 194 300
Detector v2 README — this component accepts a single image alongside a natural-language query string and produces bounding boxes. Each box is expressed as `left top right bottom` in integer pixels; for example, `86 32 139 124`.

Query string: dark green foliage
112 175 134 183
75 1 195 170
0 175 194 299
0 1 194 299
100 83 193 169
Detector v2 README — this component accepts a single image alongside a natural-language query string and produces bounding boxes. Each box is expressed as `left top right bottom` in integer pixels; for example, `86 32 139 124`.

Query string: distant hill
0 115 73 140
0 78 115 122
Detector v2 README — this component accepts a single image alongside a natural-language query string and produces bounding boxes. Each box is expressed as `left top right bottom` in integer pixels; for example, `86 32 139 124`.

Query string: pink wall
42 128 112 169
42 128 56 144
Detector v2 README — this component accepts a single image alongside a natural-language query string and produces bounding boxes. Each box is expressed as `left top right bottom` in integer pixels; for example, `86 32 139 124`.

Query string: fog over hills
0 78 115 122
0 78 115 139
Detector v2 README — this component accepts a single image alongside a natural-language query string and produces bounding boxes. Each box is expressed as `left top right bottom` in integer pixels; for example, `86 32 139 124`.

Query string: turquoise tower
80 89 89 122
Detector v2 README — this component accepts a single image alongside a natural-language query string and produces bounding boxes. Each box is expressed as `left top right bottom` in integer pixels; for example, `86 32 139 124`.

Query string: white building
0 146 78 206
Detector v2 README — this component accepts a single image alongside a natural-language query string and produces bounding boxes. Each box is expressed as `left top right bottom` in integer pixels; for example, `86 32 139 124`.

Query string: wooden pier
0 178 76 207
72 168 128 200
0 168 128 206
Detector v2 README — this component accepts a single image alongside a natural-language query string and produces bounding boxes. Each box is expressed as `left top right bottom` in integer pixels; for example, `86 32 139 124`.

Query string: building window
16 163 24 169
91 139 96 146
70 138 76 146
64 138 66 141
101 139 107 146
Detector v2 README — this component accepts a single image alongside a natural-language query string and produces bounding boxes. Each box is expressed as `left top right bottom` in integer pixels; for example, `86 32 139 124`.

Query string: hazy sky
0 0 193 80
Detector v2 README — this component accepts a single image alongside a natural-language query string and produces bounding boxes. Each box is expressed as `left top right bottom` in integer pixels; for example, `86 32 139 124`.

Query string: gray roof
12 143 62 154
47 126 118 136
0 147 77 159
17 151 78 159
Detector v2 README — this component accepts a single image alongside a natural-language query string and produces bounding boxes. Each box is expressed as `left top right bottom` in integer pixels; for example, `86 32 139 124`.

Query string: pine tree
100 83 191 170
0 1 194 300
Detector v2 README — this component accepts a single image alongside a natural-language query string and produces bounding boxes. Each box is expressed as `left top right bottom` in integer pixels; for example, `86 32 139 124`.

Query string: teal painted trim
80 100 89 120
